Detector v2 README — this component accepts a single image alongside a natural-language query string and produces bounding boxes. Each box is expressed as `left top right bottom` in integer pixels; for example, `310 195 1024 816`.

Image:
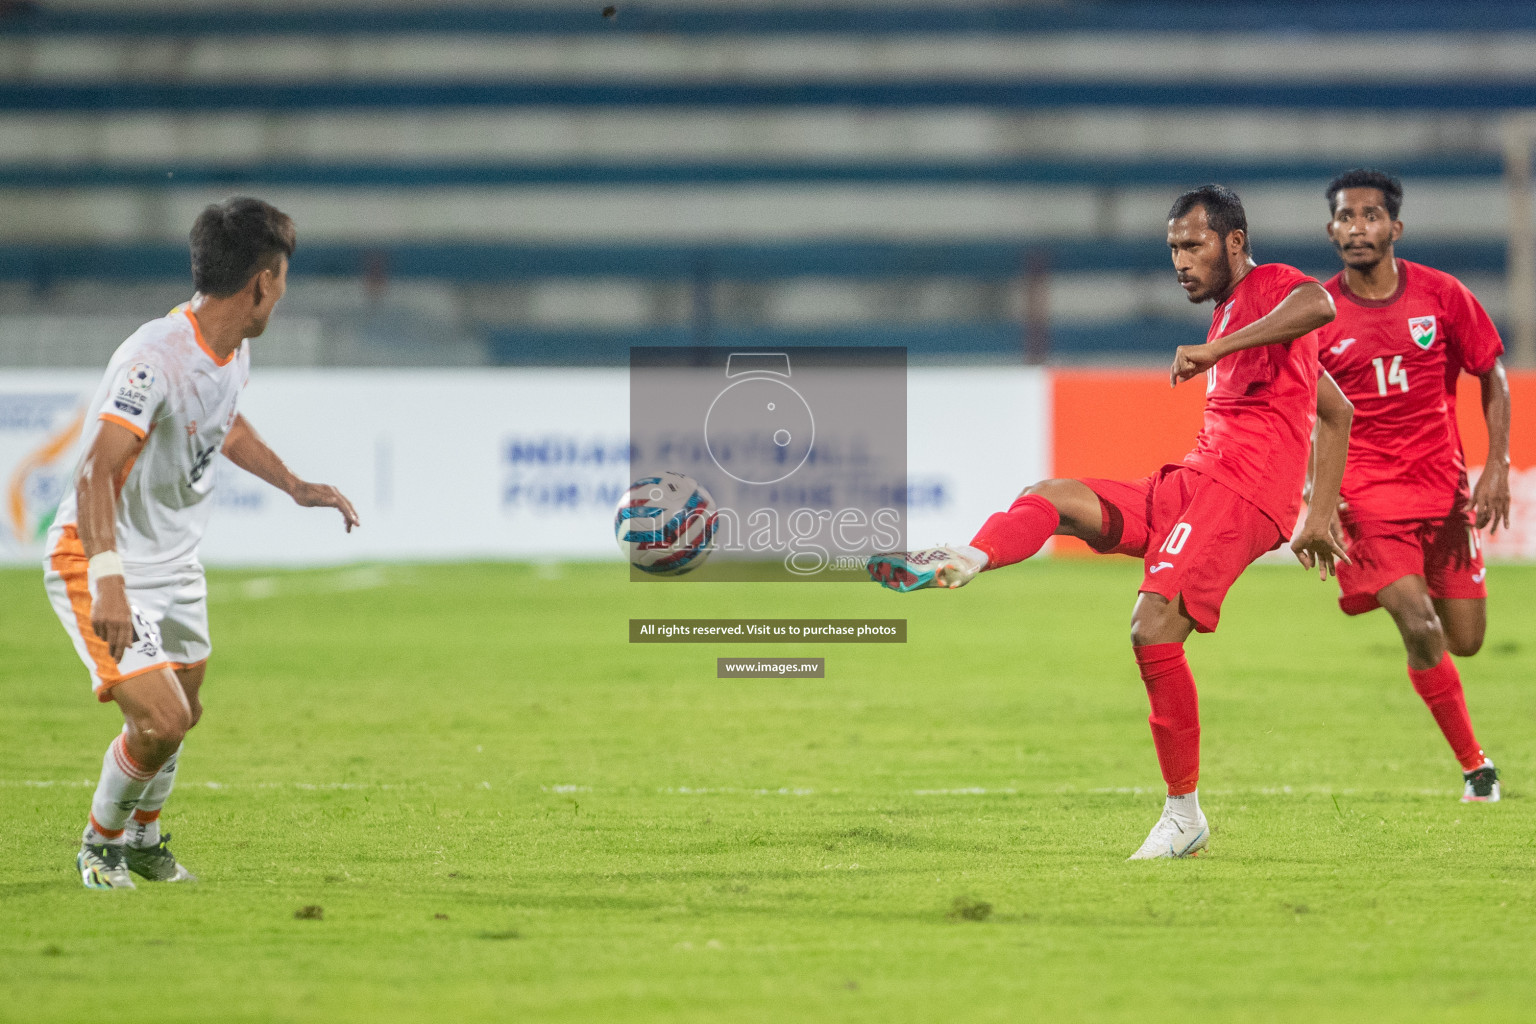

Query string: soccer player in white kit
44 198 359 889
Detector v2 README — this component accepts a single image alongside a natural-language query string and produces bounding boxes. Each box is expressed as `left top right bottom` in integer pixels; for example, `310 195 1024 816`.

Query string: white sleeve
96 357 167 439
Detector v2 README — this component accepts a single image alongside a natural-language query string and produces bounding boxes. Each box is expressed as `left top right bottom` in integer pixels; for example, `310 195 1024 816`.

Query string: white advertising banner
0 366 1047 567
905 367 1049 550
0 371 99 563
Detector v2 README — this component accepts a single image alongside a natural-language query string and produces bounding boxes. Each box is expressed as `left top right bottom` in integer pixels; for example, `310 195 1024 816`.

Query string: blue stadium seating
0 1 1527 364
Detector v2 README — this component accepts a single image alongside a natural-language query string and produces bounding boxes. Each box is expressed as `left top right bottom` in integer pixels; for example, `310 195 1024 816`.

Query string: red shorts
1079 465 1284 633
1335 516 1487 615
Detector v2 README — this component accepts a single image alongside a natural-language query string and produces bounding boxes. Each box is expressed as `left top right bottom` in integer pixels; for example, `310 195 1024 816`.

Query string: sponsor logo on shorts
1329 337 1357 355
1472 568 1487 584
1149 561 1175 574
1408 316 1437 349
127 606 162 662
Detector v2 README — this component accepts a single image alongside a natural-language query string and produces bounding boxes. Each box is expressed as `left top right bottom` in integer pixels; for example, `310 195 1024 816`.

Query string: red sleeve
1442 275 1504 376
1260 263 1318 309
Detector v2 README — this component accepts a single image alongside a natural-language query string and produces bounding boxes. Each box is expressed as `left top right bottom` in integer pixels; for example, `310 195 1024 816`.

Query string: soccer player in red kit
869 185 1355 859
1316 169 1511 802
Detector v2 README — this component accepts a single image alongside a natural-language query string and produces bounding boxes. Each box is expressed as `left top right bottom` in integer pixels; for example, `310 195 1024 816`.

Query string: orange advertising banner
1455 370 1536 559
1050 369 1206 557
1051 368 1536 559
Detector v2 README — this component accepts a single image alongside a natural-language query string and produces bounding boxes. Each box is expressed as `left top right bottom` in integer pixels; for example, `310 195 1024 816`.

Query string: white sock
1165 789 1203 826
954 544 990 569
126 743 182 848
84 735 159 845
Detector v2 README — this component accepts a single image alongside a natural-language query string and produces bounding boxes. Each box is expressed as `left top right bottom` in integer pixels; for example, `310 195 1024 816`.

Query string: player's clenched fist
1170 344 1218 386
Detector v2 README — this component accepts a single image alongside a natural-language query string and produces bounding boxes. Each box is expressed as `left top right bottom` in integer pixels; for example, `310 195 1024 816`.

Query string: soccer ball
614 472 718 575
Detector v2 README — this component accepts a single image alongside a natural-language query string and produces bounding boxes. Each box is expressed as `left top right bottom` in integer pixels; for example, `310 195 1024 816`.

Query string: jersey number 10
1372 356 1409 396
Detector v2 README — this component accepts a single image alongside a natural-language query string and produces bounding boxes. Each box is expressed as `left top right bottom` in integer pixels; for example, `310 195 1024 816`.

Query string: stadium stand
1 1 1533 365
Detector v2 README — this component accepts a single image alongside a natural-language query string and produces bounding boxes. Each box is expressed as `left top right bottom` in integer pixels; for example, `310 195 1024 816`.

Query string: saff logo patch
1408 316 1437 349
125 362 156 391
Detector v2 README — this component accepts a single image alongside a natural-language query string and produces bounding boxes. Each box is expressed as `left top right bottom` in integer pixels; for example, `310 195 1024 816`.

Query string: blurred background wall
3 0 1536 370
6 0 1536 566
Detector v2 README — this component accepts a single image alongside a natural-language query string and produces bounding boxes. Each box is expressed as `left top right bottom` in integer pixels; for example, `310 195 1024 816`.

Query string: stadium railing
2 3 1534 36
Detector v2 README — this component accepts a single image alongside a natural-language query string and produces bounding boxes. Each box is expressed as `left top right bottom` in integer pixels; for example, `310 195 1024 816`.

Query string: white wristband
87 550 124 587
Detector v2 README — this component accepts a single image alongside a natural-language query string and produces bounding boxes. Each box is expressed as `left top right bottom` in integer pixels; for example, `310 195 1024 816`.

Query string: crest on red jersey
1408 315 1437 349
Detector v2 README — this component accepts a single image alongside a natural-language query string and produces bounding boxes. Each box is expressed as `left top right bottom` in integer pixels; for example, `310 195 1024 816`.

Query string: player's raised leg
78 668 190 889
124 662 205 882
1376 579 1498 802
867 479 1108 591
1126 593 1209 859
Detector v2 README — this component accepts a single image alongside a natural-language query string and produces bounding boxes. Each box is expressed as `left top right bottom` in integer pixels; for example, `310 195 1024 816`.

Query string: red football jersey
1181 262 1322 532
1318 259 1503 521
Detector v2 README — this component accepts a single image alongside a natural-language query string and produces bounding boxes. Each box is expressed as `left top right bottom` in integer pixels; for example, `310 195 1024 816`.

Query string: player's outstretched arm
1292 370 1353 579
1471 358 1512 534
1172 282 1336 385
77 421 145 661
223 414 360 532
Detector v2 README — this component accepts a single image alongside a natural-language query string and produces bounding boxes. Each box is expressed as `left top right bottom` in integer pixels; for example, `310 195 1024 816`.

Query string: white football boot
1461 760 1501 803
78 841 136 890
866 546 982 592
1127 806 1209 860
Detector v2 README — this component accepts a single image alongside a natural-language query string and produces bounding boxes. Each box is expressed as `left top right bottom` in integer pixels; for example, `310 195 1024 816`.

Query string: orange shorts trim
49 525 120 685
50 523 175 700
96 661 176 703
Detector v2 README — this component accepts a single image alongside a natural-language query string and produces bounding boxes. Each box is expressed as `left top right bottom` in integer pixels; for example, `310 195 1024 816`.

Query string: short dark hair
1325 168 1403 220
189 197 296 297
1168 184 1250 254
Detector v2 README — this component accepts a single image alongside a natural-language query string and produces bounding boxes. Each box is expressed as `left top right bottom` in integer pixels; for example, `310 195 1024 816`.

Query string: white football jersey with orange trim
49 306 249 571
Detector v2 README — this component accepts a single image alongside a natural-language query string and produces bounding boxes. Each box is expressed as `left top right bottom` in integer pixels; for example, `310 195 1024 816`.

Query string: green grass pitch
3 558 1535 1023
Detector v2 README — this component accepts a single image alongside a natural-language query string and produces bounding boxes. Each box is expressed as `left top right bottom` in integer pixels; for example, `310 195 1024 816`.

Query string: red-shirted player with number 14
870 185 1355 859
1316 169 1512 802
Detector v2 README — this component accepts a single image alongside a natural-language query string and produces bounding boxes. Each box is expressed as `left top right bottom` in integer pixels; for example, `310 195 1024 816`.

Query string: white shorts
44 526 210 701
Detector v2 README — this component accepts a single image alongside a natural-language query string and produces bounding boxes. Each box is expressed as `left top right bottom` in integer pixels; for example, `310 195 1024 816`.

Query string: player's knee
1130 622 1179 648
1023 479 1098 536
135 706 192 756
1446 628 1484 658
1397 615 1446 662
1021 479 1055 495
1129 591 1194 647
1020 480 1064 504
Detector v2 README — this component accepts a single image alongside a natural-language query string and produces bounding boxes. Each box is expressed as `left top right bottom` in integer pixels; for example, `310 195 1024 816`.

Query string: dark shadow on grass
822 826 921 849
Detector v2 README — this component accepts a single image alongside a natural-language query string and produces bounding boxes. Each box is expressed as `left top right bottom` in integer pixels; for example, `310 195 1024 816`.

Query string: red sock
969 494 1059 568
1408 654 1485 772
1134 643 1201 795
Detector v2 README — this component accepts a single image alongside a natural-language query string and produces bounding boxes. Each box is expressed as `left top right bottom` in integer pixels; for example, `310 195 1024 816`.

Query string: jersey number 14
1372 356 1409 396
